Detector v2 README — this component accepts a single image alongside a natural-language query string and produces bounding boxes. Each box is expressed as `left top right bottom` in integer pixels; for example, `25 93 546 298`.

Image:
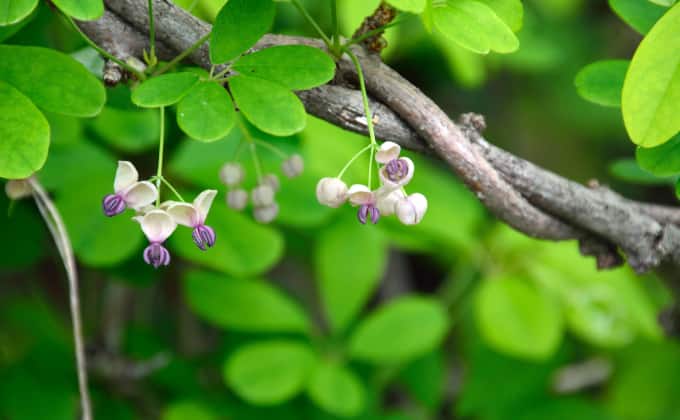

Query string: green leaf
476 0 523 32
636 133 680 176
230 75 306 136
225 340 315 405
432 0 519 54
162 401 218 420
609 0 668 34
609 158 675 185
316 215 387 332
622 3 680 147
232 45 335 91
51 0 102 19
307 361 365 417
649 0 676 6
39 140 113 191
169 205 284 277
210 0 275 63
90 107 159 153
475 276 563 360
574 60 628 107
0 81 49 179
388 0 426 13
0 0 38 25
132 72 199 108
398 352 445 410
183 270 309 333
0 45 105 117
348 296 448 364
177 82 235 142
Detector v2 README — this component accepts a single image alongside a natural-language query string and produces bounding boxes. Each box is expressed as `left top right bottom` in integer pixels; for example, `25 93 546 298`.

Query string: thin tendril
238 118 264 182
156 107 165 206
254 139 289 159
337 144 372 179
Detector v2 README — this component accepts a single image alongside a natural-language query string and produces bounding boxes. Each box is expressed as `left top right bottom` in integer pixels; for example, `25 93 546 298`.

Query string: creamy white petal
348 184 374 206
376 188 406 216
375 142 401 164
192 189 217 223
114 161 139 193
395 193 428 225
379 157 415 192
315 177 348 208
140 209 177 243
166 202 198 227
123 181 158 210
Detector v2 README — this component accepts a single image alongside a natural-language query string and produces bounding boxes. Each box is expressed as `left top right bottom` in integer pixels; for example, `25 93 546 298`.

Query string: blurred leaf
51 0 102 19
90 107 160 153
276 173 335 228
132 72 200 108
230 75 306 136
0 45 105 117
398 351 445 410
39 140 112 191
609 0 668 34
0 366 77 420
169 205 284 277
0 81 49 179
431 0 519 54
232 45 335 91
635 133 680 176
177 81 235 142
307 361 365 417
183 270 310 333
475 276 563 360
210 0 275 63
477 0 523 32
388 0 425 13
516 398 617 420
349 296 448 364
622 3 680 147
44 111 81 147
434 31 487 88
316 214 387 332
0 193 45 268
225 340 316 405
0 0 38 25
162 401 219 420
609 158 675 185
574 60 628 107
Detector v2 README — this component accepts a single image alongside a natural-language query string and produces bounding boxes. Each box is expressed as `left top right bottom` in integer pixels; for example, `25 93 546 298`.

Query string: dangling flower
395 193 428 225
281 154 304 178
375 141 401 164
376 188 406 216
253 203 279 224
251 184 275 207
316 177 348 208
219 162 244 187
348 184 380 224
102 161 158 217
167 190 218 251
380 157 414 190
227 189 248 211
135 209 177 268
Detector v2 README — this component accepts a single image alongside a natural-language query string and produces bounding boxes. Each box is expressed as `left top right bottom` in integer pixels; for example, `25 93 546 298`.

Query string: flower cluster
316 142 427 225
102 161 217 269
220 153 303 224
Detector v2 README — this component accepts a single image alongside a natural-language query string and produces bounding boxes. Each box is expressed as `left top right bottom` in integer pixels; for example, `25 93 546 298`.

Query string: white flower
103 161 158 216
395 193 428 225
376 188 406 216
379 157 414 190
375 141 401 164
219 162 244 187
134 209 177 268
348 184 381 224
251 184 275 207
166 190 218 250
253 203 279 224
263 173 280 192
227 189 248 210
316 177 348 208
281 154 304 178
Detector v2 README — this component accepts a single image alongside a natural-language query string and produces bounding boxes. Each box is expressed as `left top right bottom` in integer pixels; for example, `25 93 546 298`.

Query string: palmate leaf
51 0 102 20
210 0 275 64
177 81 235 142
609 0 668 35
132 72 199 108
307 361 365 417
574 60 629 107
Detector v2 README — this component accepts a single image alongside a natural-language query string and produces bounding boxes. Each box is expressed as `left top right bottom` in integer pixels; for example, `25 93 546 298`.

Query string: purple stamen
102 193 126 217
358 204 380 225
385 158 409 182
143 242 171 268
192 224 216 251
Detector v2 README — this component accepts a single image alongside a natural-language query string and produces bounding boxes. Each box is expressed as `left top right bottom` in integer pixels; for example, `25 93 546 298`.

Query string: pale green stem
291 0 332 48
156 107 165 206
148 0 156 62
238 118 264 182
254 139 289 159
337 144 372 179
155 32 211 75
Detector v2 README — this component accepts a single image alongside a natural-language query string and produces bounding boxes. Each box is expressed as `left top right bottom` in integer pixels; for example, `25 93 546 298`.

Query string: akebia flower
395 193 428 225
251 184 275 207
316 177 348 208
348 184 380 224
135 209 177 268
227 189 248 210
376 188 406 216
253 203 279 224
102 161 158 217
219 162 244 187
281 154 304 178
167 190 218 251
380 157 414 190
375 141 401 164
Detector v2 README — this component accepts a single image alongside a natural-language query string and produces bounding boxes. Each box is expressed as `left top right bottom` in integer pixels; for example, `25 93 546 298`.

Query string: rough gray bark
78 0 680 274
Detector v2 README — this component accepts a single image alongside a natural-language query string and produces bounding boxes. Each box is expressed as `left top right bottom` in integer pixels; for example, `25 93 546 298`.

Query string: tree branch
78 0 680 274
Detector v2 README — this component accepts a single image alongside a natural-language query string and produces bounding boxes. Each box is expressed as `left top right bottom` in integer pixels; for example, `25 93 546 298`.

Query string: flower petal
375 142 401 164
140 209 177 243
167 202 199 227
123 181 158 210
114 161 139 193
379 157 415 191
348 184 374 206
193 189 218 223
376 188 405 216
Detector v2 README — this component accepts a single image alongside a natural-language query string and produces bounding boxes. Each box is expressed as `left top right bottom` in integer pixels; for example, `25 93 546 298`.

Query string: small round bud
219 162 245 187
262 173 280 192
316 177 348 208
227 189 248 211
281 154 304 178
395 193 428 225
5 179 32 200
253 203 279 224
251 184 275 207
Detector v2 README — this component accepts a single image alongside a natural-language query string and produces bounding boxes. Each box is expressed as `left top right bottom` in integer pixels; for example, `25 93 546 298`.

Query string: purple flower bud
143 242 171 268
102 193 127 217
358 204 380 225
385 158 410 182
192 224 216 251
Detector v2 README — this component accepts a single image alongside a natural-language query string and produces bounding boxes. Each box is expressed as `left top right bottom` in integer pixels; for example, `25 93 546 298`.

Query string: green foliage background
2 0 680 419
